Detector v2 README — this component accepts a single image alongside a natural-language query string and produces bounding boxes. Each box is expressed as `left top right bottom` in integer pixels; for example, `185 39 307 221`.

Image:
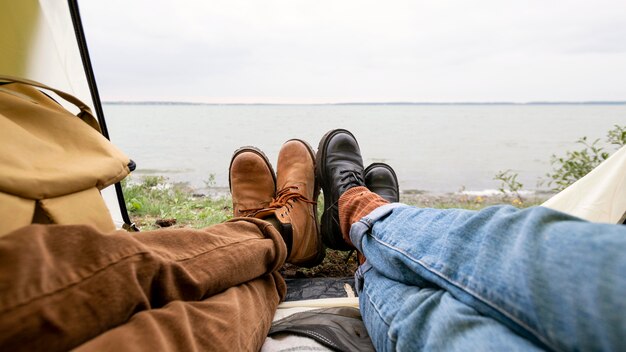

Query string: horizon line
102 100 626 106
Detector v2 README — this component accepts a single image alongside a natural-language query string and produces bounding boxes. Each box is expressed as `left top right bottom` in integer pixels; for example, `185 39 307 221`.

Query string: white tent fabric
542 146 626 224
1 0 91 108
1 0 124 228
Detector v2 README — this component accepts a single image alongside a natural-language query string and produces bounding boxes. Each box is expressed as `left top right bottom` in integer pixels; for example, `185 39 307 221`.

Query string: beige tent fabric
542 146 626 224
0 0 93 109
0 0 126 227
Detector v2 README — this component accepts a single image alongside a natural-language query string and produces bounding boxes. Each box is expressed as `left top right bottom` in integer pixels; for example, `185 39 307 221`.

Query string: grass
122 176 232 231
122 176 548 277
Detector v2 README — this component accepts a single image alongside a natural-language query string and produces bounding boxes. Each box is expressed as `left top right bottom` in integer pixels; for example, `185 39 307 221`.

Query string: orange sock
338 186 389 246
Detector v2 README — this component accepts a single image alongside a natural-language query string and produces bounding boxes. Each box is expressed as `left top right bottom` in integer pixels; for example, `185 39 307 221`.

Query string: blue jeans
350 204 626 351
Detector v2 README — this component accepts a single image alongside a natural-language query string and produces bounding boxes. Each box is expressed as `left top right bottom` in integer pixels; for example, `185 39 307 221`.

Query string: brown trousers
0 218 287 351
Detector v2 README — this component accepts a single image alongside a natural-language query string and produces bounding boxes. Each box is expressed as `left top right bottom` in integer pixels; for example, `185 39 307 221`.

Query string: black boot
364 163 399 203
315 129 366 251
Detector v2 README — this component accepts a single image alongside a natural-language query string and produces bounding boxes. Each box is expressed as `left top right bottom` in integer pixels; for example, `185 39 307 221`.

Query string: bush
546 125 625 191
494 169 524 204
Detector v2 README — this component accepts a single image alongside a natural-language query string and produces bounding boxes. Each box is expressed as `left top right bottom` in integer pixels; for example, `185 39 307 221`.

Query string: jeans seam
363 281 397 344
372 236 557 351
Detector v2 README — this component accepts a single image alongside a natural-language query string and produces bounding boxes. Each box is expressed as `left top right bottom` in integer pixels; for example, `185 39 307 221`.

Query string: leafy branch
546 125 624 192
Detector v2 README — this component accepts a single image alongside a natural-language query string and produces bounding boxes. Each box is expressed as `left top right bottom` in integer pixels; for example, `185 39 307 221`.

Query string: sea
102 103 625 195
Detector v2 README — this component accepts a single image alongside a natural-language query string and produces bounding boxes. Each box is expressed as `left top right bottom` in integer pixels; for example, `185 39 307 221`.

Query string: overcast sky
79 0 626 103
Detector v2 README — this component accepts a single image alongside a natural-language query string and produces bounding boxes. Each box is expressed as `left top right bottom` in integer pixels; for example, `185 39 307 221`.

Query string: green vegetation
123 176 231 230
546 137 608 191
493 169 524 205
546 125 625 191
494 124 625 195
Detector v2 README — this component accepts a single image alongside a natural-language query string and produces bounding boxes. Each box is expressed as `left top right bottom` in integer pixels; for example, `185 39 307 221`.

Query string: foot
254 140 325 267
364 163 400 203
316 129 365 251
228 147 276 217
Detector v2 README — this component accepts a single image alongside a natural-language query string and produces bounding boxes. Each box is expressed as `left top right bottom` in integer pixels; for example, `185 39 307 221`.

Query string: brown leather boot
254 140 325 267
228 147 276 217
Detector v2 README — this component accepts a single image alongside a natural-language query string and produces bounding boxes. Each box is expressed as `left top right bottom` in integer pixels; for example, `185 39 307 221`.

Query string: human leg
0 144 306 351
74 273 285 352
243 140 325 267
318 128 626 351
359 266 542 351
69 141 323 352
350 200 626 351
317 129 544 350
73 141 324 351
0 218 287 351
347 199 546 351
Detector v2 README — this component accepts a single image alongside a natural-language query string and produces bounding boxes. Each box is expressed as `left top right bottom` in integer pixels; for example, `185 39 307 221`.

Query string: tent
1 0 134 230
2 0 625 350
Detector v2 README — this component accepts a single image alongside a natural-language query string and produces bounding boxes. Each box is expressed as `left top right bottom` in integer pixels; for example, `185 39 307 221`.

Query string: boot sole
228 146 277 194
285 139 326 267
315 129 358 251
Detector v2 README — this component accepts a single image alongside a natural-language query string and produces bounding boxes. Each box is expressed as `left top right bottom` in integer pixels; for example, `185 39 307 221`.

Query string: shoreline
124 178 554 207
186 185 553 209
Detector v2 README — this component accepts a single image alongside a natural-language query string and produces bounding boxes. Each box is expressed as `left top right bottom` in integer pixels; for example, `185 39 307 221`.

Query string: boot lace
237 206 266 217
338 169 365 192
269 186 317 208
238 186 316 217
325 169 365 223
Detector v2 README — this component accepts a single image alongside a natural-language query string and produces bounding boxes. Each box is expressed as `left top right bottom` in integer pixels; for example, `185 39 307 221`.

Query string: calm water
103 104 625 193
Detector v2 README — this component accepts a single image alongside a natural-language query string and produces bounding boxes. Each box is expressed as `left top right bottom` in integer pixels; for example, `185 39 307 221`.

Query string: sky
79 0 626 103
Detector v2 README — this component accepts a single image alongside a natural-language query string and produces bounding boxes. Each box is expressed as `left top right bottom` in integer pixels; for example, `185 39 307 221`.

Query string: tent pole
67 0 138 231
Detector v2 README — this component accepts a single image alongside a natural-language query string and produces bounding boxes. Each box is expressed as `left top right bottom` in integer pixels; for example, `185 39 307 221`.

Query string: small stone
156 218 177 227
